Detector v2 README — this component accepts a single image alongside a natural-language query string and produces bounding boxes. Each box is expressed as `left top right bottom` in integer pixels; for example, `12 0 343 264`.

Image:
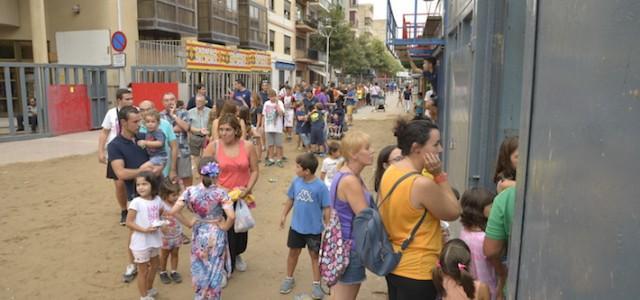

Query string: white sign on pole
112 53 126 68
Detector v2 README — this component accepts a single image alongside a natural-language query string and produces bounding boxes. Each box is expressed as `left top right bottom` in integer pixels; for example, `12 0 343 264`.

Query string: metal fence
135 40 186 66
0 63 108 142
131 66 270 103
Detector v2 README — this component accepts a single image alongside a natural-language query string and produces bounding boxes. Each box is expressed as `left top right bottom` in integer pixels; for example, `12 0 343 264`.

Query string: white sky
358 0 440 25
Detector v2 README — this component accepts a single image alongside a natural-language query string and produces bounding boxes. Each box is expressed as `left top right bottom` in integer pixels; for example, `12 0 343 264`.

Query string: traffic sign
111 31 127 52
112 53 126 68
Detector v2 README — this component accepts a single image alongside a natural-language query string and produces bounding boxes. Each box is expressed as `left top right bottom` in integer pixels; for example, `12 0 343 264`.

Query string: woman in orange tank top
378 118 461 300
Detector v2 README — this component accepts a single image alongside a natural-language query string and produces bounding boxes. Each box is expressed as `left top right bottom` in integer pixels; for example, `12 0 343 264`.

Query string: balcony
308 0 330 12
138 0 197 36
295 16 318 33
295 49 326 65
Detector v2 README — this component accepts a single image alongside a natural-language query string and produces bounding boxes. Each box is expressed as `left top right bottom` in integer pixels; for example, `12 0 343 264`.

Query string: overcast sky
358 0 440 24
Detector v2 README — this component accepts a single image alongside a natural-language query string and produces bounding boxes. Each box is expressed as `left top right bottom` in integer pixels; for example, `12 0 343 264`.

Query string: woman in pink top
203 114 259 275
458 188 497 298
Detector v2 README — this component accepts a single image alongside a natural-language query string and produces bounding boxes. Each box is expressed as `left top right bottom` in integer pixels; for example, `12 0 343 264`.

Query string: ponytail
459 267 476 299
432 265 446 297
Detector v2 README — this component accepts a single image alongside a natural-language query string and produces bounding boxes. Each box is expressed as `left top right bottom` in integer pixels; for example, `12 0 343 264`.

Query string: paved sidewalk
353 92 408 121
0 130 100 166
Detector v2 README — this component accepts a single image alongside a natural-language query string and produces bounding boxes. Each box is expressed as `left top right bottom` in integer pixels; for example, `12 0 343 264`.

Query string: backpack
319 172 352 287
352 171 427 276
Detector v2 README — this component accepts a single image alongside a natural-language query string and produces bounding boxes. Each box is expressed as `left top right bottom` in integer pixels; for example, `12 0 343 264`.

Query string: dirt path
0 111 403 300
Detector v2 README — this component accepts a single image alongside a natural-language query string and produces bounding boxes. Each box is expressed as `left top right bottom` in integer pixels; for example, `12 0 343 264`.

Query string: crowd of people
97 79 518 300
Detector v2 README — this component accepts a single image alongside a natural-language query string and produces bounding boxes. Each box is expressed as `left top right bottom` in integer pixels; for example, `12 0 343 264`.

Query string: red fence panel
131 82 179 109
47 84 91 135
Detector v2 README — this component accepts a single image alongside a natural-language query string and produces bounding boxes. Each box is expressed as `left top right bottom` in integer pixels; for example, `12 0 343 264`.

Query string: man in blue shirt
187 83 213 109
233 79 252 107
279 153 330 297
260 81 271 104
107 105 156 283
303 89 317 113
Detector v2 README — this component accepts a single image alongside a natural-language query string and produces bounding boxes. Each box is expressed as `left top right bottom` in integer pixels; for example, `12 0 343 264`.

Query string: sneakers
265 159 275 167
275 160 284 168
235 255 247 272
170 271 183 283
120 210 127 226
147 288 158 297
159 271 171 284
123 264 137 283
280 277 295 294
311 283 324 299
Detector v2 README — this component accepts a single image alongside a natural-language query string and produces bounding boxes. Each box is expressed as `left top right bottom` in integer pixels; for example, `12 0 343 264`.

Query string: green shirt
485 187 516 241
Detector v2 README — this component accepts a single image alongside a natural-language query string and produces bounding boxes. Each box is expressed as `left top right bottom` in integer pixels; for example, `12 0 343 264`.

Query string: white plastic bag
234 199 255 233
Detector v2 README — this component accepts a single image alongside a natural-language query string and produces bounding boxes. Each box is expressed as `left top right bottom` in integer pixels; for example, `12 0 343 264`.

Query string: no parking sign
111 31 127 52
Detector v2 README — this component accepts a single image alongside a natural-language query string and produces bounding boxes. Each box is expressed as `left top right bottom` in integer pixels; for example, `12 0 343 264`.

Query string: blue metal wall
509 0 640 298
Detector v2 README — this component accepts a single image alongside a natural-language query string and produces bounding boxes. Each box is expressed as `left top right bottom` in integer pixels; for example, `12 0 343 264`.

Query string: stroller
328 107 346 140
373 93 386 112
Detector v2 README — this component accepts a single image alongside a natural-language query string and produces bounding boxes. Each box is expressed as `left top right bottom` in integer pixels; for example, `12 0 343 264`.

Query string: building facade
267 0 296 89
294 0 328 84
355 3 373 37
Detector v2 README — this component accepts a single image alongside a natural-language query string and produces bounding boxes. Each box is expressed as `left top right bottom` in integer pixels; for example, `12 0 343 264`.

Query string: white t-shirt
128 196 164 251
370 85 381 96
101 107 119 148
321 157 344 189
262 100 285 133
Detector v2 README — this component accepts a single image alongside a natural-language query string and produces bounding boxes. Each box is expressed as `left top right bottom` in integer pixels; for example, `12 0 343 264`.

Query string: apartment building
294 0 329 84
267 0 296 89
355 3 373 36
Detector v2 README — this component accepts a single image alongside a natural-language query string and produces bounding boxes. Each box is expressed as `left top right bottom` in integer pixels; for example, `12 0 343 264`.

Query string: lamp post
319 18 336 85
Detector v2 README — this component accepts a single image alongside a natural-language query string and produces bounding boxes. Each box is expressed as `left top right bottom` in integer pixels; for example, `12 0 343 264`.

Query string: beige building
372 19 386 43
294 0 329 84
268 0 296 89
354 3 373 37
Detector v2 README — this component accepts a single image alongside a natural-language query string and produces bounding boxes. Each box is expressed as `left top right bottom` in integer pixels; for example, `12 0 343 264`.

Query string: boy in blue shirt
279 153 330 299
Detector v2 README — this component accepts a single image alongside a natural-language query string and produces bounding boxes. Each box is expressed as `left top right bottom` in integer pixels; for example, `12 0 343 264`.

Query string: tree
311 7 405 78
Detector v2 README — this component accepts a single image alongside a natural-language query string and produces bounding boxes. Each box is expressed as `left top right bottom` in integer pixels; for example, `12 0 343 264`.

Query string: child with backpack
459 188 497 298
432 239 491 300
279 153 331 299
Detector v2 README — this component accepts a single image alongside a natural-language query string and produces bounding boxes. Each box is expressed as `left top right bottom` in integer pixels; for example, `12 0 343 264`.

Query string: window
284 0 291 20
284 35 291 55
349 11 356 26
269 30 275 51
269 0 274 11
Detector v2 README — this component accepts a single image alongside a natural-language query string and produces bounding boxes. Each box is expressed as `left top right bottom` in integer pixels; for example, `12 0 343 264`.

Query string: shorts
177 156 192 178
189 134 206 156
385 273 436 300
310 128 325 145
338 247 366 285
346 105 354 116
287 228 321 252
150 155 168 166
300 133 311 146
265 132 284 147
162 236 183 250
132 247 160 263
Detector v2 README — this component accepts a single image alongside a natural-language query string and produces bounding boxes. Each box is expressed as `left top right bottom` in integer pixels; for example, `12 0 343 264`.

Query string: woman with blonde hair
329 130 375 299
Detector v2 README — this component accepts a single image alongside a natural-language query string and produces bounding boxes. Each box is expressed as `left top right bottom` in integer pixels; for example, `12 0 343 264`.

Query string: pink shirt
459 228 497 298
216 139 250 190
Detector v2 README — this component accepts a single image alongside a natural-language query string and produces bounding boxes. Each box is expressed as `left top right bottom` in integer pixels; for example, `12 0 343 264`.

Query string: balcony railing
136 40 186 66
296 49 327 64
308 0 331 11
296 16 318 29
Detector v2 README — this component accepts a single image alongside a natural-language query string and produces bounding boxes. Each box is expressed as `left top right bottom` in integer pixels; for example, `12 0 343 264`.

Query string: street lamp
319 18 336 85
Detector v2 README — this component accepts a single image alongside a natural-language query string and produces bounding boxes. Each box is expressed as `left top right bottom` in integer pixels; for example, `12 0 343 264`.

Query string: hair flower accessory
457 263 467 271
436 260 442 268
200 162 220 178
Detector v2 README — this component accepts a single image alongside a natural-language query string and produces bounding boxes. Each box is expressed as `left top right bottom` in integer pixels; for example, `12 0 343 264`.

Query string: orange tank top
378 164 442 280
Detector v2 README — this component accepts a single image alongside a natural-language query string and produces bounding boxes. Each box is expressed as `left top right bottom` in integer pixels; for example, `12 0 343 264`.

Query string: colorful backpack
319 172 351 287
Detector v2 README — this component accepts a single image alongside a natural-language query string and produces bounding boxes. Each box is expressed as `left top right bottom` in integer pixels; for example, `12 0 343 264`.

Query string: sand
0 114 402 300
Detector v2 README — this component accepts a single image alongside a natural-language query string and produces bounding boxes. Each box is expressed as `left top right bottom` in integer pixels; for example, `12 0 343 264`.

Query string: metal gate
132 66 270 102
0 63 108 142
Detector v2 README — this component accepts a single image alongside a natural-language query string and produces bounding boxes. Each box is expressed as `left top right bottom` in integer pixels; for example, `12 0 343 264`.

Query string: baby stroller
328 108 346 140
373 93 386 112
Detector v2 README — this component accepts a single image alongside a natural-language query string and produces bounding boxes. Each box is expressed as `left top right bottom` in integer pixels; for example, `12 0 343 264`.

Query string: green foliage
311 6 405 77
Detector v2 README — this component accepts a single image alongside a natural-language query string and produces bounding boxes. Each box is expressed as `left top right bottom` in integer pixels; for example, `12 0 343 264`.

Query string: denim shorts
338 247 366 285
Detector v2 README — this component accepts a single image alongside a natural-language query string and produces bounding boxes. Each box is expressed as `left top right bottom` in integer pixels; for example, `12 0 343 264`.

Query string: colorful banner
186 40 271 72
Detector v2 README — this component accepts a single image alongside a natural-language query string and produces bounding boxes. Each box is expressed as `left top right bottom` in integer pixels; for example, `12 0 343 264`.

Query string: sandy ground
0 102 407 300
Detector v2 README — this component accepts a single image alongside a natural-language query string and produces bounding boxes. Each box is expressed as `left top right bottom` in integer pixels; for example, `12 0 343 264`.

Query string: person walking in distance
98 88 134 225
